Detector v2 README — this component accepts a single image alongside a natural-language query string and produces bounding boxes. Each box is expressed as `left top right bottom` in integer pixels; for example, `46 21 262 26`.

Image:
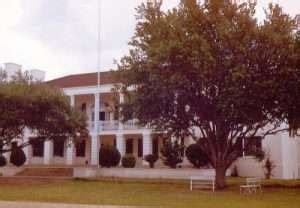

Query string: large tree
116 0 300 189
0 73 87 154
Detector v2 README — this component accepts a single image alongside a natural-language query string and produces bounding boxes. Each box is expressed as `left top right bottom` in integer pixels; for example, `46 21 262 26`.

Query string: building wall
235 134 300 179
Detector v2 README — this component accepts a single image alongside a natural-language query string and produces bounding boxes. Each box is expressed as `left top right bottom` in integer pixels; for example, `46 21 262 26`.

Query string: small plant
10 148 26 167
0 155 7 167
99 145 121 167
144 154 158 168
264 157 276 179
231 165 239 177
122 154 136 168
185 143 210 168
160 140 184 169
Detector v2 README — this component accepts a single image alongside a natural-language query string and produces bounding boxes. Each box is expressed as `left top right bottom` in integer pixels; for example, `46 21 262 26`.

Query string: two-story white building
3 69 300 179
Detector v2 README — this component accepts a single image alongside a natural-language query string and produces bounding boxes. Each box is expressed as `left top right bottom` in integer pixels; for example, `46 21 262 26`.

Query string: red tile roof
46 71 117 88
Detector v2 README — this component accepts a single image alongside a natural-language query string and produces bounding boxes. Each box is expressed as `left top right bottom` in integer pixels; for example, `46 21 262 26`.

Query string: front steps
15 167 73 177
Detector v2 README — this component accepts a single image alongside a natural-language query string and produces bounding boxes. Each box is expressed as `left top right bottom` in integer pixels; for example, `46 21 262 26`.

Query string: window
138 138 143 157
100 111 106 121
53 140 64 157
244 136 262 156
239 136 262 157
31 139 44 157
76 140 86 157
81 103 87 112
152 137 159 156
126 139 133 154
0 140 3 152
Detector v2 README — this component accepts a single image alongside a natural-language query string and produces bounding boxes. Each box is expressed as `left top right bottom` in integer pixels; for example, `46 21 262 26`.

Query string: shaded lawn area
0 177 299 208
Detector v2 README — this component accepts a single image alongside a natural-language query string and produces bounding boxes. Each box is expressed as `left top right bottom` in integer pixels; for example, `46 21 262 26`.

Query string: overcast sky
0 0 299 80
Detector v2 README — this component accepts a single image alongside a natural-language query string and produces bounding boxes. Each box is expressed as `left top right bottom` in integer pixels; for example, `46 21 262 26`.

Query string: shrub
122 154 136 168
264 157 276 179
0 155 7 167
144 154 158 168
10 148 26 167
99 145 121 167
160 140 183 169
185 143 210 168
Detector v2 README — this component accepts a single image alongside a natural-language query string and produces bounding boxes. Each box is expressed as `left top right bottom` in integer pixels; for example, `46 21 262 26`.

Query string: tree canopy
0 73 87 154
116 0 300 188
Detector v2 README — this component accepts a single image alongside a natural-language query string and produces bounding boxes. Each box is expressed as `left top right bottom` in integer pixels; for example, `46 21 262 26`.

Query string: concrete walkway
0 201 143 208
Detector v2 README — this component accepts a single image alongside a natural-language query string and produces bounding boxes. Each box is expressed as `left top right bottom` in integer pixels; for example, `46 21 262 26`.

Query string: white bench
190 176 215 192
240 178 262 194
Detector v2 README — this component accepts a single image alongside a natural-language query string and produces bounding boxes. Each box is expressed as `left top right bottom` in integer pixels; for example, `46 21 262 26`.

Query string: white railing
87 119 144 132
100 120 119 131
123 119 140 130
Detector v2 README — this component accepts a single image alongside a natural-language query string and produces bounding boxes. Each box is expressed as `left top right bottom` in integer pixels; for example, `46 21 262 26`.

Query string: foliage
253 149 266 162
0 155 6 167
121 154 136 168
0 72 87 155
160 140 184 168
99 145 121 167
10 147 26 167
185 143 210 168
264 157 276 179
115 0 300 188
144 154 159 168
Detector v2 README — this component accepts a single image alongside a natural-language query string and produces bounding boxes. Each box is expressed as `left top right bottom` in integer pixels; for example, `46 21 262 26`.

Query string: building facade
2 69 300 179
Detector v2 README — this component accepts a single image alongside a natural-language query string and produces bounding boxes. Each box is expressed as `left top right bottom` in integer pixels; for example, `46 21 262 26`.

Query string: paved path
0 201 143 208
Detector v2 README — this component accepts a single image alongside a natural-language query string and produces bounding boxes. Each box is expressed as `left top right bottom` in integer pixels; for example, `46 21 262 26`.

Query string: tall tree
0 74 87 154
116 0 300 189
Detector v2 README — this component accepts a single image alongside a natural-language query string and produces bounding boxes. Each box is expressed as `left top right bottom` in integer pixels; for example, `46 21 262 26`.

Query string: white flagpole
97 0 101 88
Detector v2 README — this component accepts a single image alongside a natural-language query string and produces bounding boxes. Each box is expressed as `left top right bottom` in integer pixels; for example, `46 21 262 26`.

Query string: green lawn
0 177 299 208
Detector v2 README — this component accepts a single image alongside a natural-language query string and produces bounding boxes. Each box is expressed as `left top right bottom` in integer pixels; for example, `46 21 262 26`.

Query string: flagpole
97 0 101 88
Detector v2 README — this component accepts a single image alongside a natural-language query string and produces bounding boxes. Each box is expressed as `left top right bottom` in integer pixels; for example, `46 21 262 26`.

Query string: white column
94 93 100 133
43 140 53 165
23 135 30 165
143 132 152 157
119 92 124 130
23 128 30 165
91 134 99 166
66 139 74 165
70 95 75 107
116 133 125 157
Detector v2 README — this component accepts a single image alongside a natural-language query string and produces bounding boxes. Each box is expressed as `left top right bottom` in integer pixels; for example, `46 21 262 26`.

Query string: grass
0 177 299 207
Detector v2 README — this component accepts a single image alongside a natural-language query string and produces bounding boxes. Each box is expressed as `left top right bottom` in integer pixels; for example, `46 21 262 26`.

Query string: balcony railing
87 119 145 132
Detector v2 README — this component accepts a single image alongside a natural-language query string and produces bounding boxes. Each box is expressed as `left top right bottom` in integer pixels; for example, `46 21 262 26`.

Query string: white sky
0 0 299 80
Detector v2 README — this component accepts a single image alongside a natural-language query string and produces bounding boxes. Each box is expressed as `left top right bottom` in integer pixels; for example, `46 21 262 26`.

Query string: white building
2 70 300 179
0 62 46 82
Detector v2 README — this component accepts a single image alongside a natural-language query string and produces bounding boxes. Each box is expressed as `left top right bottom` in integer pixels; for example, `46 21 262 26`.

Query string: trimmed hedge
10 148 26 167
122 154 136 168
185 143 210 168
144 154 158 168
99 145 121 167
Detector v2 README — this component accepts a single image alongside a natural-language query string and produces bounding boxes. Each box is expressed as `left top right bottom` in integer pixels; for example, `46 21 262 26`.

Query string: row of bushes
0 148 27 167
1 143 210 169
99 145 159 168
98 143 209 169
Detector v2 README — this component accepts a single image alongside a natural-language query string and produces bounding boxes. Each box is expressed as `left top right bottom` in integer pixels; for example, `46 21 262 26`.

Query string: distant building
1 62 46 82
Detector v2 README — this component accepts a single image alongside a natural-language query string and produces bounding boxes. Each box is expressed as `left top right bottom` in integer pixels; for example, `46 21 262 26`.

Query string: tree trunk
215 163 227 189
